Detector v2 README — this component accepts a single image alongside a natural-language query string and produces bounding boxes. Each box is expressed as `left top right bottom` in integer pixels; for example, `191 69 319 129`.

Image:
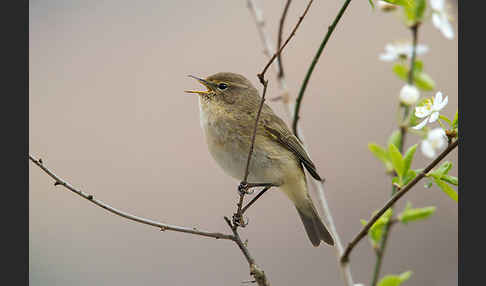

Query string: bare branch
247 2 354 285
241 186 271 215
257 0 313 84
235 80 270 226
224 218 270 286
247 0 292 114
28 154 234 240
340 139 459 263
242 80 269 183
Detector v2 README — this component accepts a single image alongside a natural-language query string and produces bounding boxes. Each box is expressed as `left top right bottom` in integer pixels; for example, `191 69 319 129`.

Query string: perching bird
185 72 334 247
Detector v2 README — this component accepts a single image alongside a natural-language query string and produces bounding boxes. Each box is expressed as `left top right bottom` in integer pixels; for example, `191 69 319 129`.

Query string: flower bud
399 84 420 105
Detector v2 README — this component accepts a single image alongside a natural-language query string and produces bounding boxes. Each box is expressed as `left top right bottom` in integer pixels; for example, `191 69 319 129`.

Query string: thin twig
241 186 271 215
28 154 234 240
292 0 353 138
242 80 269 183
235 80 269 227
247 2 355 285
30 153 270 285
224 217 270 286
247 0 292 114
277 0 292 79
408 24 420 85
229 77 271 284
340 139 458 263
257 0 313 84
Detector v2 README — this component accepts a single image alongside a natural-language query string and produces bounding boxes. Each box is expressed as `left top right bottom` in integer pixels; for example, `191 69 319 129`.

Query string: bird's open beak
185 75 213 95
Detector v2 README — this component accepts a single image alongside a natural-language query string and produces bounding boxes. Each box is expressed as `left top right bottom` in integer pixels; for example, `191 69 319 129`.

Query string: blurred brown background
29 1 458 285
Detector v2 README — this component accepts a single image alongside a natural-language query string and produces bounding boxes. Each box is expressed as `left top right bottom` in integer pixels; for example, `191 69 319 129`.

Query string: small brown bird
185 72 334 247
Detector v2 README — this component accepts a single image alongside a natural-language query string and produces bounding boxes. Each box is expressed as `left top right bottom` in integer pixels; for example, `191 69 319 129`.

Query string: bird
185 72 334 247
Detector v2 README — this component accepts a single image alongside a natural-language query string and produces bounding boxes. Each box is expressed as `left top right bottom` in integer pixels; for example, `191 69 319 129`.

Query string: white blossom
430 0 454 39
399 84 420 105
379 42 429 62
412 91 448 129
421 128 447 158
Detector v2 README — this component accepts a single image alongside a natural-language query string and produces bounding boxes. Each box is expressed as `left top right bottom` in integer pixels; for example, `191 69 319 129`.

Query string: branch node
87 195 93 200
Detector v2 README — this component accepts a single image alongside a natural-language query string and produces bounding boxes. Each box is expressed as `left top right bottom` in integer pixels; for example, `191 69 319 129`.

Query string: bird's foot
238 181 254 195
238 182 276 195
232 212 248 227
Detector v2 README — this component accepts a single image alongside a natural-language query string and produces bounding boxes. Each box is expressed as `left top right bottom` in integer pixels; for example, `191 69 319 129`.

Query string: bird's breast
197 99 286 183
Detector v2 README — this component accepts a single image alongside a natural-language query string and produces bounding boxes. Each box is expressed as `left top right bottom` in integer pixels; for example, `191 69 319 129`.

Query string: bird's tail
295 202 334 247
281 176 334 247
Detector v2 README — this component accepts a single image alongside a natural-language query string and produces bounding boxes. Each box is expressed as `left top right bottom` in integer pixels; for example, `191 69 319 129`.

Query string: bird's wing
261 112 323 181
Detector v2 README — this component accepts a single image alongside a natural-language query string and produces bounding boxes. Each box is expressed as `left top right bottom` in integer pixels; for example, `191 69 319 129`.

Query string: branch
30 154 270 285
257 0 313 84
292 0 353 138
28 154 234 240
371 23 421 286
340 139 458 263
247 2 355 285
277 0 292 79
242 80 269 183
224 218 270 286
234 79 270 227
247 0 292 115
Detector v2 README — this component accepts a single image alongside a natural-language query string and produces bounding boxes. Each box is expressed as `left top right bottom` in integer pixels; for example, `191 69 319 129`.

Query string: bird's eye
218 83 228 90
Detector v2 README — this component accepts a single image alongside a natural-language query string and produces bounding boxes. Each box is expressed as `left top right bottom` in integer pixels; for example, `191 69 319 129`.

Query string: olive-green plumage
186 72 334 247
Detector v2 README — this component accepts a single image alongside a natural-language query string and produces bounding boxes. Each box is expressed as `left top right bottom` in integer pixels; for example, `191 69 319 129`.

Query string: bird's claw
238 182 254 195
232 213 248 227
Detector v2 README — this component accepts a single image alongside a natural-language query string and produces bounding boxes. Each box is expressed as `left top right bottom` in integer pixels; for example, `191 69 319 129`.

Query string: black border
458 0 480 285
3 1 28 285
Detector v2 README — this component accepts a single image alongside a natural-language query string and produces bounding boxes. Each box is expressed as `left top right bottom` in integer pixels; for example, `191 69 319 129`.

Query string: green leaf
441 174 458 186
424 181 433 188
402 144 417 178
432 177 458 202
388 144 405 179
414 71 435 91
439 115 452 126
383 0 412 7
392 63 435 91
430 161 453 178
403 169 417 185
414 0 426 20
413 60 423 72
388 130 402 150
378 271 413 286
393 63 408 81
363 208 393 246
369 0 375 8
399 202 436 224
369 143 393 171
452 111 458 129
403 0 426 25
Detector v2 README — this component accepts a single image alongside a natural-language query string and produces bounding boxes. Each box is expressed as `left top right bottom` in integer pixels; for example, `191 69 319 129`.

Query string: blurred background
29 0 458 285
